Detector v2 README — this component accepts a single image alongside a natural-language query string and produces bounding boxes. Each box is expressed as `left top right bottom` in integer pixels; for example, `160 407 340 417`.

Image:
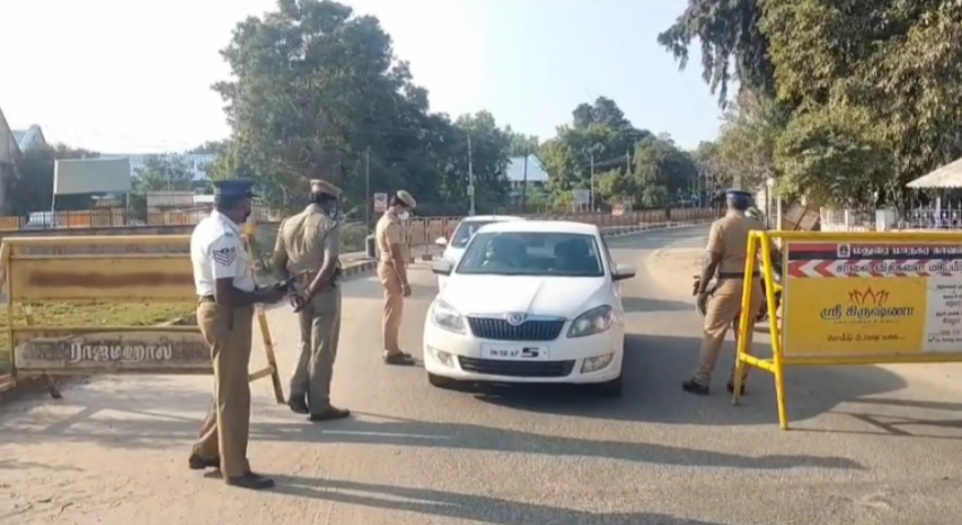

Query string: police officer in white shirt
187 179 286 490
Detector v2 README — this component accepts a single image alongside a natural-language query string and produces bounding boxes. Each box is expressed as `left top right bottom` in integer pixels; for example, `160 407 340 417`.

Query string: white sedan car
423 220 635 396
434 215 524 289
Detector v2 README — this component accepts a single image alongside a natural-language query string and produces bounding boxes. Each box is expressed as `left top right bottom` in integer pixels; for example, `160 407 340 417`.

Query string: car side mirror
434 236 448 247
432 260 454 276
612 263 636 281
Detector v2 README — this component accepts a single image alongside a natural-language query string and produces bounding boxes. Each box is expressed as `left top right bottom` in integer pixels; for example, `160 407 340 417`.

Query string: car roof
459 215 525 223
476 220 600 235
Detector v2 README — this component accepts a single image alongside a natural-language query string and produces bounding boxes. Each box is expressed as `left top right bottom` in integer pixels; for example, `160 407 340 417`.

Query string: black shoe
383 352 416 366
287 395 309 415
308 406 351 422
225 472 275 490
188 454 220 470
726 380 746 396
681 379 710 396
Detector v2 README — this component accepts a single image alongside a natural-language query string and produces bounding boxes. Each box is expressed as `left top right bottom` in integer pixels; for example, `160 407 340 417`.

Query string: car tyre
596 372 623 397
428 373 456 389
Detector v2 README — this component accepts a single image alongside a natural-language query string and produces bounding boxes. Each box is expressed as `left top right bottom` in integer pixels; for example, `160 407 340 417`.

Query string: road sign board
572 189 590 205
373 192 388 212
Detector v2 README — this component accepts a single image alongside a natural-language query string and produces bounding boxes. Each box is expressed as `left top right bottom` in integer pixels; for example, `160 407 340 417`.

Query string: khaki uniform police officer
272 179 350 422
683 189 767 396
188 179 287 490
375 190 417 365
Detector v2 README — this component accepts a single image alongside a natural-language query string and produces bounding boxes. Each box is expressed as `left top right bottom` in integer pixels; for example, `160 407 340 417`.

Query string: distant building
11 124 47 152
505 154 549 200
0 107 22 214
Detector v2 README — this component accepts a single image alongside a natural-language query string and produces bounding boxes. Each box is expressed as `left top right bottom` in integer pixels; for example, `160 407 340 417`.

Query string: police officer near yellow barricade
375 190 417 366
188 179 287 490
683 189 767 397
272 178 350 422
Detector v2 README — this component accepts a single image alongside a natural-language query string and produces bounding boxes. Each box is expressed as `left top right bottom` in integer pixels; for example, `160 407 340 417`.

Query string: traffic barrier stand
1 234 285 403
732 230 962 429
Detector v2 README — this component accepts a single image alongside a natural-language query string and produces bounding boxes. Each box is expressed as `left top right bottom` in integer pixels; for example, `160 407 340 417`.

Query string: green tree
632 135 698 206
714 90 787 192
760 0 962 198
11 144 99 215
658 0 775 105
504 127 539 157
540 97 649 207
214 0 472 214
775 104 891 207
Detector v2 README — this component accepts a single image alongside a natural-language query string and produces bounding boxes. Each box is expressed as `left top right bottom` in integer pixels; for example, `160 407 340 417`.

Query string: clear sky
0 0 723 154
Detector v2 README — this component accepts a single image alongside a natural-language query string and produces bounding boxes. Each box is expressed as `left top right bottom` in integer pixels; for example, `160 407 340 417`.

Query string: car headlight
567 305 614 338
431 300 466 333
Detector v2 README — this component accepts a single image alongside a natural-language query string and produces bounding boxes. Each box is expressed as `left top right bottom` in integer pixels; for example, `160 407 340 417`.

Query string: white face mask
398 211 410 221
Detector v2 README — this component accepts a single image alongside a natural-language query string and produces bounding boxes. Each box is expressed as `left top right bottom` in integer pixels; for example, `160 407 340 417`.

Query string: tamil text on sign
14 330 212 372
783 241 962 357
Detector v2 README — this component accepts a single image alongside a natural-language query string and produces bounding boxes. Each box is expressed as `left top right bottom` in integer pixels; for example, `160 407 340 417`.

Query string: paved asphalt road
2 226 962 525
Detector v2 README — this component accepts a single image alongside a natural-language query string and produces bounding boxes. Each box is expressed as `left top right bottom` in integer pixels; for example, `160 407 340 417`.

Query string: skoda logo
505 313 527 326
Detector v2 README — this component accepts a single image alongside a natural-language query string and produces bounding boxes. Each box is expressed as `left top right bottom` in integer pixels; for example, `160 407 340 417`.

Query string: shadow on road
473 333 911 428
622 296 694 313
269 476 728 525
0 380 862 470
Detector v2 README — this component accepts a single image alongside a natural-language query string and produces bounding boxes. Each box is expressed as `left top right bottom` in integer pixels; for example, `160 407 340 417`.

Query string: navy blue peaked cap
213 179 257 198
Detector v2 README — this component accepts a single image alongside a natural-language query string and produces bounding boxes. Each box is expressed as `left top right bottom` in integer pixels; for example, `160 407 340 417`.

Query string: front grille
458 357 576 378
467 317 565 341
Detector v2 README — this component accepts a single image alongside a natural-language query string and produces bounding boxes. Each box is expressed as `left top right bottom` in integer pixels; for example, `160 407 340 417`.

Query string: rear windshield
450 221 496 248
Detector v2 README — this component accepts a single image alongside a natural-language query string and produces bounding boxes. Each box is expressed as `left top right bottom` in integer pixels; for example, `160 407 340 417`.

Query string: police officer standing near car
684 189 768 396
272 178 350 422
188 178 287 490
375 190 417 366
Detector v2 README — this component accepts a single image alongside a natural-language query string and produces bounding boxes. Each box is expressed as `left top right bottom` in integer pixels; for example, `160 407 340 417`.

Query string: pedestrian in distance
188 178 288 490
375 190 417 366
684 189 771 396
272 178 350 422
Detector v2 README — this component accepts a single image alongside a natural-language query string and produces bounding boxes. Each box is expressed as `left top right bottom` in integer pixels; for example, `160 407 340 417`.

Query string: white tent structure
906 156 962 189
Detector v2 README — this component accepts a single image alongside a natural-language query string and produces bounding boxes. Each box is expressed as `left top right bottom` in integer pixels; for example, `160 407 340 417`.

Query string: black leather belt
199 295 215 303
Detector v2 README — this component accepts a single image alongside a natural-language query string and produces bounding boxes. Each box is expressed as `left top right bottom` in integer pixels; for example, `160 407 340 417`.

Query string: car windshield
450 221 497 248
456 231 604 277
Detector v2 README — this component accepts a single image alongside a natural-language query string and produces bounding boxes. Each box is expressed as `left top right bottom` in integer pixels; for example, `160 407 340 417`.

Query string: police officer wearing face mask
375 190 417 366
188 179 287 490
272 179 349 421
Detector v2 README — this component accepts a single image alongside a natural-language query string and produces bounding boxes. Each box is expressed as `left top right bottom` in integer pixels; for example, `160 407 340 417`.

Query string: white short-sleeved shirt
190 211 256 296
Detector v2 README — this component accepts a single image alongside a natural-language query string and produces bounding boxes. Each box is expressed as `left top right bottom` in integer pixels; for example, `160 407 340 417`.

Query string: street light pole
467 133 475 216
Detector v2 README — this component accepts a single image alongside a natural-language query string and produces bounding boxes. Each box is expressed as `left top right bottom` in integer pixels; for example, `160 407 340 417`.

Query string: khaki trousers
693 278 763 385
290 287 342 412
191 301 254 479
377 262 404 353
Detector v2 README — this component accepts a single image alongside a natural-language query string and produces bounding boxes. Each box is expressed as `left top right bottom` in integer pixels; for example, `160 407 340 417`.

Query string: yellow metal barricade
1 234 285 403
733 230 962 429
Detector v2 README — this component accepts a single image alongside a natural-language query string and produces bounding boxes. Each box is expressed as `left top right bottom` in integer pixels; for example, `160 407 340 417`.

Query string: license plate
481 344 549 360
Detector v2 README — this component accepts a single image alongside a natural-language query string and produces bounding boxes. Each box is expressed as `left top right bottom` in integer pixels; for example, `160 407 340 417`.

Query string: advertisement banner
783 241 962 357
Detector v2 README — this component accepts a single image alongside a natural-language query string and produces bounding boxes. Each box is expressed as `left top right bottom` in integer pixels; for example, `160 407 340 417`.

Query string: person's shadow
271 476 729 525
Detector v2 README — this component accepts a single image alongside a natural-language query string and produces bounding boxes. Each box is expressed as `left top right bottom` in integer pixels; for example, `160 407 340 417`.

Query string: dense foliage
660 0 962 207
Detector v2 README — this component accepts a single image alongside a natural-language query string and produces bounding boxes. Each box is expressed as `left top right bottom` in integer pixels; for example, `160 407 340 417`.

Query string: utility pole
364 148 371 233
521 151 529 214
467 133 475 216
589 152 595 212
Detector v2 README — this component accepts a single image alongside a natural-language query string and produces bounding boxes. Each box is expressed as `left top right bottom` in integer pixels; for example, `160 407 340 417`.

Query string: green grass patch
0 301 195 374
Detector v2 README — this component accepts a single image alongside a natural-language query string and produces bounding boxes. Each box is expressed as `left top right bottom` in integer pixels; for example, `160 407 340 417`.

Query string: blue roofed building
505 154 549 202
